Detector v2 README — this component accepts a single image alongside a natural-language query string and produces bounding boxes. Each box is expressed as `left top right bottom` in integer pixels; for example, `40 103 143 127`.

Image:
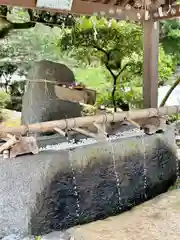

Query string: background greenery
0 6 180 117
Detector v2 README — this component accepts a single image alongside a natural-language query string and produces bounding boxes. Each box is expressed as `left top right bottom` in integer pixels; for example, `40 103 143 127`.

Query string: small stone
41 231 74 240
1 234 21 240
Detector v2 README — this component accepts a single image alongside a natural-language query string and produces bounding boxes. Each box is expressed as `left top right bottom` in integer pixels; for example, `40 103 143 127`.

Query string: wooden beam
1 0 180 21
143 20 159 108
0 0 36 8
153 4 180 21
0 0 145 21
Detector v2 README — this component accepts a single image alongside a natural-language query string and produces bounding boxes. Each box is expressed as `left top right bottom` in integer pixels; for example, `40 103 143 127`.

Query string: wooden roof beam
0 0 145 21
1 0 180 21
34 0 143 21
153 4 180 20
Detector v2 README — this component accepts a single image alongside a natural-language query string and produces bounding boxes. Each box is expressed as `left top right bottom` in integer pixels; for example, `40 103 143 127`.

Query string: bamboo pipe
54 127 67 137
0 105 180 135
72 127 96 138
0 135 18 153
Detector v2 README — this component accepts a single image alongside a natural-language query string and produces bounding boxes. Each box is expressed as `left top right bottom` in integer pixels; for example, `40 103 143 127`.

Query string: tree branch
12 9 35 30
160 76 180 107
92 44 118 80
92 43 108 55
115 62 131 79
83 43 131 112
93 45 118 111
0 8 35 39
12 21 35 30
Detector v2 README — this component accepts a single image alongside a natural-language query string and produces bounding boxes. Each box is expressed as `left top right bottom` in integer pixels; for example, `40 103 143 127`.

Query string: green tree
0 6 177 112
7 80 26 111
0 62 17 92
60 17 143 111
0 6 79 75
60 16 175 110
160 19 180 63
0 5 75 39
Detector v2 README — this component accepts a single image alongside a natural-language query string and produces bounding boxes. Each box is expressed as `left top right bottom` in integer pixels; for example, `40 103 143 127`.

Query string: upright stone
21 60 81 127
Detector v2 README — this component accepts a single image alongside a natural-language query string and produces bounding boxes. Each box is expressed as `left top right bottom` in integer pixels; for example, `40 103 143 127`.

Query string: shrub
0 91 10 122
0 90 10 109
96 86 143 110
6 80 26 111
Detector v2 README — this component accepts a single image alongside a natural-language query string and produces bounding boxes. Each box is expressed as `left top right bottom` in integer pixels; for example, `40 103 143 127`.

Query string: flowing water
140 131 148 199
175 150 180 188
108 139 122 210
68 149 81 218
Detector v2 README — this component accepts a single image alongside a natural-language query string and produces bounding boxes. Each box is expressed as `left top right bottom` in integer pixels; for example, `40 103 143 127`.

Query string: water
175 156 180 189
107 125 144 209
39 128 144 152
175 142 180 189
171 117 180 189
68 149 81 219
140 131 148 199
108 139 122 209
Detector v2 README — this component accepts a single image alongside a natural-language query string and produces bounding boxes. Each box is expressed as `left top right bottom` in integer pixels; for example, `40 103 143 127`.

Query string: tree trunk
112 77 117 112
160 77 180 107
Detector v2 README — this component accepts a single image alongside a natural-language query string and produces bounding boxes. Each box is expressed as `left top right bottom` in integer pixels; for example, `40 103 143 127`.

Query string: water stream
109 139 122 210
175 148 180 189
140 131 148 199
68 149 80 219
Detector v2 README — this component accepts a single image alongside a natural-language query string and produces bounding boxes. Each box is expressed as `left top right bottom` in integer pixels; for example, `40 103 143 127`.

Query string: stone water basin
0 127 177 238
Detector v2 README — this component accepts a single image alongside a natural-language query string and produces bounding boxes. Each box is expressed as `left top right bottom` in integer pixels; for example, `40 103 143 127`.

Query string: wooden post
143 20 159 108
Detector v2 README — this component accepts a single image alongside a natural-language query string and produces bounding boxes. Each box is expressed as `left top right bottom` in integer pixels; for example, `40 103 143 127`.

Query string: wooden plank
54 85 96 105
0 0 36 8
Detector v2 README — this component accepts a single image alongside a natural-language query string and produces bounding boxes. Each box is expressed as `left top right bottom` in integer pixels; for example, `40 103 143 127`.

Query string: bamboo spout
0 105 180 135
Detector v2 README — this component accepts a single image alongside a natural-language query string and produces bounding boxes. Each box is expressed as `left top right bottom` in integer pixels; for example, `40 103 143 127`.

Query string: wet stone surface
0 128 177 238
31 129 177 235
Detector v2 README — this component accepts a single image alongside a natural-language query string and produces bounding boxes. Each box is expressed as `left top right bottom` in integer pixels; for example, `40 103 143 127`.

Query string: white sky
158 85 180 106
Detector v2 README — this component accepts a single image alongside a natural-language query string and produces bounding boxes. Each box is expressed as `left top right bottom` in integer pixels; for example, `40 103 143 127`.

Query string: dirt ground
0 109 21 127
68 189 180 240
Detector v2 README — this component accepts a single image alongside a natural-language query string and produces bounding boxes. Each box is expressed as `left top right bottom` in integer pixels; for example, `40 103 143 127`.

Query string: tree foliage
60 16 176 110
0 62 17 91
60 17 143 111
7 80 26 111
0 5 179 112
0 5 75 39
0 90 10 109
160 19 180 63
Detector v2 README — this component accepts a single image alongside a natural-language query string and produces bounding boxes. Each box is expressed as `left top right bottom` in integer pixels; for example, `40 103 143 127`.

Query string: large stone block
0 128 177 238
21 60 81 126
